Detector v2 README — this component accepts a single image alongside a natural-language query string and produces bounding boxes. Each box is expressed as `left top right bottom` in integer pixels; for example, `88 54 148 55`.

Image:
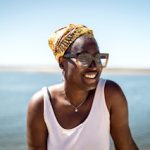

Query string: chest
50 96 94 129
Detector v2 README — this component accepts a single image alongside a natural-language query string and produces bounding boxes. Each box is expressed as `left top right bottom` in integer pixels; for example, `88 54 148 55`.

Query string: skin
27 34 139 150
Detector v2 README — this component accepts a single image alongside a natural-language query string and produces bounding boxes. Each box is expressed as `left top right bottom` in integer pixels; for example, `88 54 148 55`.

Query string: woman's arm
105 80 139 150
27 90 48 150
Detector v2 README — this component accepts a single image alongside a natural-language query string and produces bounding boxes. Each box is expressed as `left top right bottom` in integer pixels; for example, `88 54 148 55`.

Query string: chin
83 78 99 91
87 85 97 91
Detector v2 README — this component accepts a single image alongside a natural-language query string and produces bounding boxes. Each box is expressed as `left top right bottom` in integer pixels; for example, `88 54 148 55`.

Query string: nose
89 60 97 68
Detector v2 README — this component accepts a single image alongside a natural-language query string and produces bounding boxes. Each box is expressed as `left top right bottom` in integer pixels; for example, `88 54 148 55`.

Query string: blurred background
0 0 150 149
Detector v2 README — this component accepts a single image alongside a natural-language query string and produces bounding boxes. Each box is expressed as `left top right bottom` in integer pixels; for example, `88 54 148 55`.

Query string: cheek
64 63 75 78
65 63 82 81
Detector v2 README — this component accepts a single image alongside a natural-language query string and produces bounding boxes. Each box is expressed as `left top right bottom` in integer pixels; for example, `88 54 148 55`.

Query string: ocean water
0 71 150 150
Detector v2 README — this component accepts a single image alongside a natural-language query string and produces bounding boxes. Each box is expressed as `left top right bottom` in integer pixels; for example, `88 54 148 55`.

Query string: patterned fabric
48 24 93 61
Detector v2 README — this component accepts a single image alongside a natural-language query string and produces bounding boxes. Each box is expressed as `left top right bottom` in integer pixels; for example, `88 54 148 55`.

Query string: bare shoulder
27 89 48 149
27 89 45 131
28 82 63 109
28 89 44 114
104 79 127 111
105 79 125 97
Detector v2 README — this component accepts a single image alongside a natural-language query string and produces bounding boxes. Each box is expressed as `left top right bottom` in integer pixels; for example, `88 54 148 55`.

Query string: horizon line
0 65 150 74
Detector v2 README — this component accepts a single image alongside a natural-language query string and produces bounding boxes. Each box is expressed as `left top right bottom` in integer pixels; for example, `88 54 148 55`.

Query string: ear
59 57 64 69
59 63 63 69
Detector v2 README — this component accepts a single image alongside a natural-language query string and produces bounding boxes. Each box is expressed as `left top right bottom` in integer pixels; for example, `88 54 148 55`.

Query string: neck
63 81 89 107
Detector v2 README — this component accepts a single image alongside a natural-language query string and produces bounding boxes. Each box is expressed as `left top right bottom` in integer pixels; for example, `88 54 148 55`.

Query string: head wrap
48 24 94 61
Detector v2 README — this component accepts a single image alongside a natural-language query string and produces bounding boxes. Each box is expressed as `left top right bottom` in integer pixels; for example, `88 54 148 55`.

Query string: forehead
67 34 99 54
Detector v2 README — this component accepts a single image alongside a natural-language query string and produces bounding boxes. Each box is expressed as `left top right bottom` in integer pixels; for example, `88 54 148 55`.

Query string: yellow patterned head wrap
48 24 94 61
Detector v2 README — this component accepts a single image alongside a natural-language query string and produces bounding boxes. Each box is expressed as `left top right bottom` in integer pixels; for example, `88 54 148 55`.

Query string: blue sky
0 0 150 68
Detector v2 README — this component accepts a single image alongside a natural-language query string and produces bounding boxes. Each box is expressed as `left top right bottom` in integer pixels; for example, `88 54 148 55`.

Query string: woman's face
62 34 102 91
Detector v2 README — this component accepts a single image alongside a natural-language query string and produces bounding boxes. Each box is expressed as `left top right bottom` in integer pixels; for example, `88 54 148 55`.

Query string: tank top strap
43 87 61 134
96 78 109 118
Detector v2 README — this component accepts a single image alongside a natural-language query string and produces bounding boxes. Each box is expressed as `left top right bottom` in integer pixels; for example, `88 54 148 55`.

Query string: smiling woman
27 24 139 150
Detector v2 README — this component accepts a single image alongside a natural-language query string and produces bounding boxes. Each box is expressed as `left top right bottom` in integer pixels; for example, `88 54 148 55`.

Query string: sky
0 0 150 68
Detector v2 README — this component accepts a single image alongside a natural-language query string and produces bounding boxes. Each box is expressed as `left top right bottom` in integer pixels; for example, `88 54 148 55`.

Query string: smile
84 72 97 79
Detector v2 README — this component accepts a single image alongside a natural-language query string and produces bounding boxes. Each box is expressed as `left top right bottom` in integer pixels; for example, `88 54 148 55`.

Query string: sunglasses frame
63 52 109 68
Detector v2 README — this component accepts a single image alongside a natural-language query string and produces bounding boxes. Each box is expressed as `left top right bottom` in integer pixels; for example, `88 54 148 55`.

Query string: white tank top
43 78 110 150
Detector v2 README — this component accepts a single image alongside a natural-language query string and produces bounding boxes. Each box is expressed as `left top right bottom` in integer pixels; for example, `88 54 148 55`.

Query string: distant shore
0 65 150 74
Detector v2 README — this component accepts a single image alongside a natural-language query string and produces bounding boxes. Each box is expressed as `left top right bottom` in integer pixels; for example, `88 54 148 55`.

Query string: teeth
84 73 97 79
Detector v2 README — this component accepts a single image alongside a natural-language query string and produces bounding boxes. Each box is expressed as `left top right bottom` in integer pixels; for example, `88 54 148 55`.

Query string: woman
27 24 138 150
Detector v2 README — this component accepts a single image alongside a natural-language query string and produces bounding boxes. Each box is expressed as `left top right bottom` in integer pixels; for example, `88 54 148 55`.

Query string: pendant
75 108 78 112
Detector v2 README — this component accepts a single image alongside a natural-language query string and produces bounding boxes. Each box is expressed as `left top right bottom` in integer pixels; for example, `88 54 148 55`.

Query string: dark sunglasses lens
78 53 91 67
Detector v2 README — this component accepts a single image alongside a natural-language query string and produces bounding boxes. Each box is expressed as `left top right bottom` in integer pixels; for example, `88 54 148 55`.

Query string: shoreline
0 65 150 74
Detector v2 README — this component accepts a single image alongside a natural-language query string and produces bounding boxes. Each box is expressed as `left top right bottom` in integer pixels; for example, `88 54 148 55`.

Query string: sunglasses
63 52 109 68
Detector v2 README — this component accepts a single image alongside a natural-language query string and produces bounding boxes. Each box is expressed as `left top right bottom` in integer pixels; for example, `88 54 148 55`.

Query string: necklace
67 97 87 112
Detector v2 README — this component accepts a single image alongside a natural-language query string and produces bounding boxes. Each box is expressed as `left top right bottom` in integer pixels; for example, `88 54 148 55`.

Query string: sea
0 71 150 150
